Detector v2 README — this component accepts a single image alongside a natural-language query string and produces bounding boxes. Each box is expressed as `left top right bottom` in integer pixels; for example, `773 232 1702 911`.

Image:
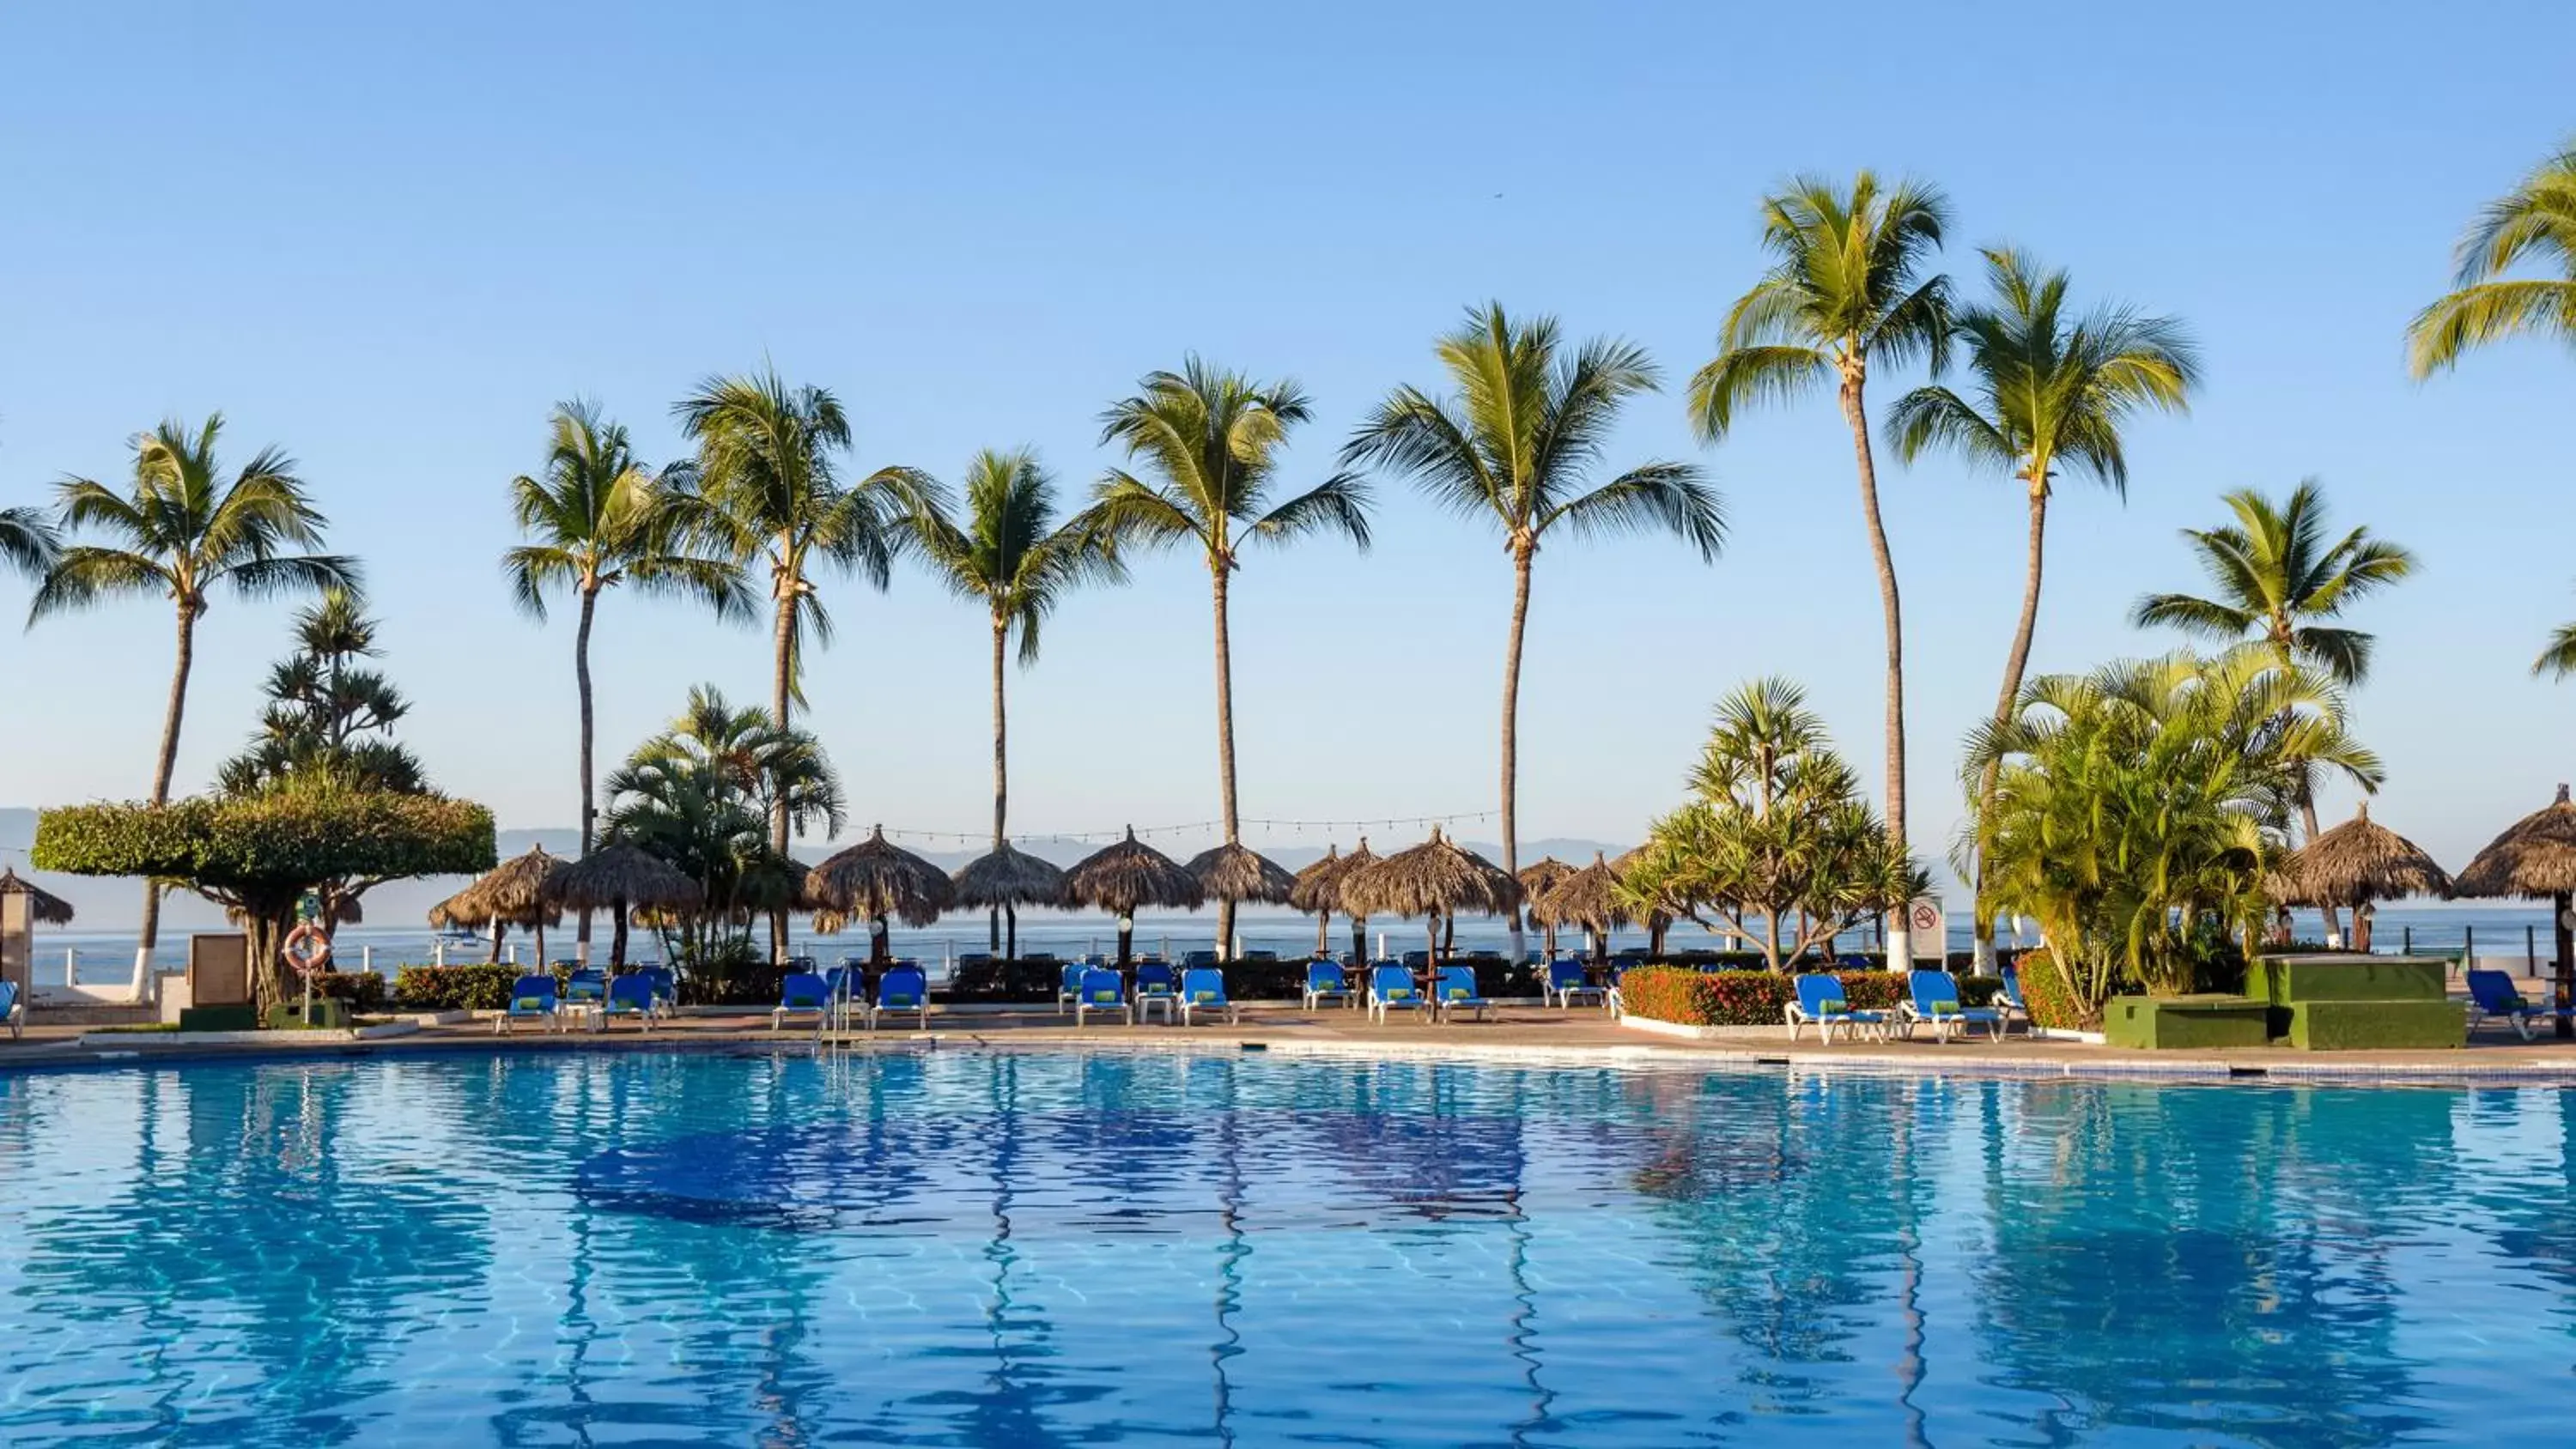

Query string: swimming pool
0 1047 2567 1446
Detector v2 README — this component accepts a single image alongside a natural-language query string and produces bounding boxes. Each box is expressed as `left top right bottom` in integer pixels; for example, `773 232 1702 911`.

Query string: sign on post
1887 898 1945 965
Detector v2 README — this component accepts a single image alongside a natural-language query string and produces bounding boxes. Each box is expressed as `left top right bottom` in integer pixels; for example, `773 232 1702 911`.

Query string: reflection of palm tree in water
1209 1059 1244 1448
1503 1104 1554 1449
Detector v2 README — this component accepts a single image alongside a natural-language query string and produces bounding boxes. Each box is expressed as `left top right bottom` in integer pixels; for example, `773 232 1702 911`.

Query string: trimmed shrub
394 963 523 1011
311 970 388 1014
1957 974 2004 1008
1617 966 1906 1028
945 959 1067 1003
2013 949 2086 1030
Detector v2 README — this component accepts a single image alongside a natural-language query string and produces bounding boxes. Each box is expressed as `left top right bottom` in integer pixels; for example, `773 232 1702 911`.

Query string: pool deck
10 997 2576 1082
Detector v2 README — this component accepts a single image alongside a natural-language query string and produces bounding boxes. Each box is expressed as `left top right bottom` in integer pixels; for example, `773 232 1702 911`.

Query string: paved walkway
9 995 2576 1081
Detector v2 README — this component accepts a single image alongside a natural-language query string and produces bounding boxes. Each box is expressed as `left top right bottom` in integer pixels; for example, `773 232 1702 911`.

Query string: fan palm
916 447 1126 952
1346 304 1722 959
1086 358 1372 955
2129 482 2415 937
1887 249 2198 964
506 399 750 955
2406 139 2576 379
1687 171 1951 964
675 370 936 960
29 415 357 997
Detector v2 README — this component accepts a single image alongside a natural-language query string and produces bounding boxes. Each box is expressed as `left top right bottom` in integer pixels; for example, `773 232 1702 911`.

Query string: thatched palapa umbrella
2281 801 2451 953
1187 842 1294 958
952 842 1065 961
1291 839 1379 962
1340 827 1517 967
545 843 703 971
1517 857 1575 960
2457 783 2576 1038
428 886 561 964
813 826 957 965
1537 852 1635 965
447 846 567 968
0 866 76 927
1061 827 1203 967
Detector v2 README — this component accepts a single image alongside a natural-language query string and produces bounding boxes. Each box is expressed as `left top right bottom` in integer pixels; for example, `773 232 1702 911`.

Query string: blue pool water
0 1050 2571 1446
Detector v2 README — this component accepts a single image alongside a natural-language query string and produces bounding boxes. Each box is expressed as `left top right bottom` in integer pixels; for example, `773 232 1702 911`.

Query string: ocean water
0 1048 2569 1446
21 904 2559 990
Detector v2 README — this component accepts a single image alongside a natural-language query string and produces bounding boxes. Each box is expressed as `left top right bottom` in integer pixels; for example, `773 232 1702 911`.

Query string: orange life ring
283 921 333 979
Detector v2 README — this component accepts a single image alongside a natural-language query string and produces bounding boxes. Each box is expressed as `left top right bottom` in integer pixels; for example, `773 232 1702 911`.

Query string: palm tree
675 370 936 961
2406 138 2576 379
2129 482 2416 939
1886 249 2198 966
506 399 750 958
1088 359 1372 955
2537 615 2576 679
1 504 58 580
1688 172 1952 966
30 415 357 998
1346 304 1722 961
915 448 1126 953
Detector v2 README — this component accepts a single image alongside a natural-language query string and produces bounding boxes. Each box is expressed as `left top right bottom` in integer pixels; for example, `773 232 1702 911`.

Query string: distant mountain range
1 808 1628 933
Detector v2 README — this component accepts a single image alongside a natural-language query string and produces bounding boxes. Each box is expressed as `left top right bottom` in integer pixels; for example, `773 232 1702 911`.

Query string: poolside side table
1137 991 1176 1026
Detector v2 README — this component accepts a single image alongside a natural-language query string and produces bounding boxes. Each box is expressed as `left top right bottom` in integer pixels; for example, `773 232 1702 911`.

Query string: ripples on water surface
0 1049 2570 1446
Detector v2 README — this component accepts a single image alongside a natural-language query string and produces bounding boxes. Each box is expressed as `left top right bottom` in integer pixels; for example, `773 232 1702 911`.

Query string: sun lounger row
1784 970 2023 1043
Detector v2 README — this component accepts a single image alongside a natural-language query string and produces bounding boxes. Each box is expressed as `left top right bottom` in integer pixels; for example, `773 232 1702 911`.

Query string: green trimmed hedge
311 970 388 1014
2014 949 2085 1030
394 964 525 1011
1618 967 1906 1027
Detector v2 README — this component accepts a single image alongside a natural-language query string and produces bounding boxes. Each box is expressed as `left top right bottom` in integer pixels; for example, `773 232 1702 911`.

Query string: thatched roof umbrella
1291 839 1380 962
428 885 560 964
2458 783 2576 1037
1537 852 1636 965
1517 857 1576 959
0 866 75 926
2282 801 2451 953
1341 827 1518 967
1187 843 1294 960
812 826 957 965
545 843 703 971
448 846 567 969
952 842 1065 961
1061 827 1203 967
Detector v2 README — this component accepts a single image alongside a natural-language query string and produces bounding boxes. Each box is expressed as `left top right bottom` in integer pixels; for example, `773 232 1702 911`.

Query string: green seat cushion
1816 998 1847 1016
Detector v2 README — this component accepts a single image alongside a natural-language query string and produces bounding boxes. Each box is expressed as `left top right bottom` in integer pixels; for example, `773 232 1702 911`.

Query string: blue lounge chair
1302 960 1355 1010
1784 973 1886 1043
1056 961 1088 1016
1996 965 2030 1026
867 967 930 1031
1135 961 1180 1025
1076 968 1131 1028
1903 970 2005 1043
497 975 559 1034
1369 963 1424 1024
1400 949 1431 970
1545 960 1606 1010
643 966 678 1019
1180 967 1238 1026
1434 964 1493 1023
2466 968 2573 1040
0 979 21 1040
563 968 607 1023
773 971 831 1032
599 974 655 1031
1182 949 1220 969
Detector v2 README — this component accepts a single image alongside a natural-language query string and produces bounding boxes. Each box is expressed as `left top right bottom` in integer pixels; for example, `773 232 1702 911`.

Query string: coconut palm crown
1085 357 1372 955
2406 138 2576 379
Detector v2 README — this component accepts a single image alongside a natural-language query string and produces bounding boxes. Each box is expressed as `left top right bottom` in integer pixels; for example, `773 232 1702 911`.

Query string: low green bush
394 964 522 1011
311 970 388 1013
2013 949 2086 1030
1957 974 2004 1008
1617 967 1905 1027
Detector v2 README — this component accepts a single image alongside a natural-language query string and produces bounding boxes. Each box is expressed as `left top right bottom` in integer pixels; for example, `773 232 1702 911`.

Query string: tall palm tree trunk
1839 370 1912 969
1351 916 1367 967
132 603 200 1002
1211 564 1241 957
574 585 598 961
1972 482 2050 972
990 612 1009 955
1498 544 1533 966
768 578 796 964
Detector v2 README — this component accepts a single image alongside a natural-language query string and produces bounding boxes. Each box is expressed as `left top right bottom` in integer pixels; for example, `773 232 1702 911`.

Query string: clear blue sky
3 1 2571 886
